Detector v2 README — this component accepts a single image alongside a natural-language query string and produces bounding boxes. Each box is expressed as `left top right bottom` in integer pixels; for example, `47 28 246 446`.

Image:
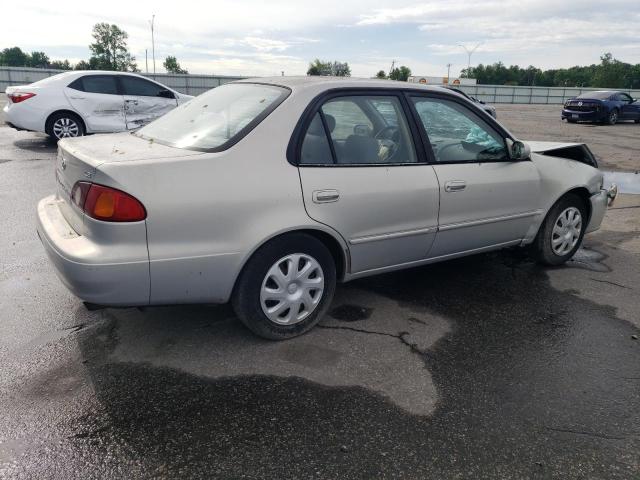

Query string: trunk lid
55 133 203 233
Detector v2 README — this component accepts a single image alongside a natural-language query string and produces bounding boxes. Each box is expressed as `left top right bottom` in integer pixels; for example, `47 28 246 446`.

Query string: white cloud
1 0 639 77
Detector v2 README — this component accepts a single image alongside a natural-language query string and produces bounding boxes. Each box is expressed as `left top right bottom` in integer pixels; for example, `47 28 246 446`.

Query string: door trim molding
438 209 543 232
350 225 437 245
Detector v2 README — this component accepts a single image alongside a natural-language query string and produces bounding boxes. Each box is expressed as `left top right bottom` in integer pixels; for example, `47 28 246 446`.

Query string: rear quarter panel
95 92 346 304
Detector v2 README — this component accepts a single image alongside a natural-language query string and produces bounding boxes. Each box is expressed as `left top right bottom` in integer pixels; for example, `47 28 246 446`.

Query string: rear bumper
585 188 612 233
561 108 606 122
36 195 150 306
4 102 47 133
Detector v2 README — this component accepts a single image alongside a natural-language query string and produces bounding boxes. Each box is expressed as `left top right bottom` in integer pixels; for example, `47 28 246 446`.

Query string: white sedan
4 71 192 140
36 77 616 340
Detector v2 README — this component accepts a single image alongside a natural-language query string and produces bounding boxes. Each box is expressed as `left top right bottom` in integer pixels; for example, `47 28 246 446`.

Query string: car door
118 75 179 129
297 92 440 274
409 94 541 258
616 93 639 120
65 75 126 132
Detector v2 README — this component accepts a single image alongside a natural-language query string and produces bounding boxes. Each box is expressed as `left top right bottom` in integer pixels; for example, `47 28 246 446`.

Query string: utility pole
446 63 452 80
388 60 395 78
145 49 148 73
457 42 482 76
150 15 156 74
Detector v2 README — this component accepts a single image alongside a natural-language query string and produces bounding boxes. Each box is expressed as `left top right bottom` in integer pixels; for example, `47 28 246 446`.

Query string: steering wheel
434 142 463 162
374 126 400 161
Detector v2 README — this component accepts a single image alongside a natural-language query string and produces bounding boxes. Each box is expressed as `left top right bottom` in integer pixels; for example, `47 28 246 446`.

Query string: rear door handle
444 180 466 192
312 189 340 203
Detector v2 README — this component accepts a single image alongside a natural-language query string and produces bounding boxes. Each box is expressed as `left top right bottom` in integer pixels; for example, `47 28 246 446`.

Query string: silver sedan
37 77 616 339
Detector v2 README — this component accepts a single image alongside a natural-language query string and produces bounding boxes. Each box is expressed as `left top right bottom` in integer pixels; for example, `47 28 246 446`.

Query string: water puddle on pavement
603 171 640 194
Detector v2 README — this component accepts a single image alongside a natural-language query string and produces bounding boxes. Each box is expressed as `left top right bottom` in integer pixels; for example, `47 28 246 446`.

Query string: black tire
232 233 337 340
606 109 618 125
532 193 587 266
45 111 85 140
635 119 640 124
567 119 577 124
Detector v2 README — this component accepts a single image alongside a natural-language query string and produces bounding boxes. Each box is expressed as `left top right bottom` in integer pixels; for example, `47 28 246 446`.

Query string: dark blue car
562 90 640 125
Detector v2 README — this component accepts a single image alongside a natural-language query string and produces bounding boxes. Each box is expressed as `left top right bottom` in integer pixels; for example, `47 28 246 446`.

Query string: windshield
136 83 289 150
577 91 614 100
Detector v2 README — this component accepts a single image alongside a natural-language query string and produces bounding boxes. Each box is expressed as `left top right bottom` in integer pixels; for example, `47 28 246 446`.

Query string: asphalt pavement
0 123 638 479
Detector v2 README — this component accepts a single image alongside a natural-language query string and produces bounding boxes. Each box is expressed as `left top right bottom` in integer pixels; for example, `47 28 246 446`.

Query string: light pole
446 63 452 81
149 15 156 74
457 42 482 76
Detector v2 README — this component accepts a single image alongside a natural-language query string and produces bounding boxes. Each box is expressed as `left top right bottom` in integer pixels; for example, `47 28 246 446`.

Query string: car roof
237 75 457 94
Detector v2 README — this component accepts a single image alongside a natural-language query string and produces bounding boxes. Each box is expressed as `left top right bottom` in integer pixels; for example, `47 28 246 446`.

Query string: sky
1 0 639 77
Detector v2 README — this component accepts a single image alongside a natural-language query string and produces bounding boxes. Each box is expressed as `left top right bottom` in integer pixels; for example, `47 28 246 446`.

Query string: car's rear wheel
532 193 587 266
232 233 336 340
606 109 618 125
46 112 85 140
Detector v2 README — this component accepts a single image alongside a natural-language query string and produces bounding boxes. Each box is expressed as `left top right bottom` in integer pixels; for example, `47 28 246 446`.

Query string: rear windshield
576 91 614 100
136 83 290 151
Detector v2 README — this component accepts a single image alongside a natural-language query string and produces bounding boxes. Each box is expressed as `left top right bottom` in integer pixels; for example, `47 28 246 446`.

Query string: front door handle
312 189 340 203
444 180 466 192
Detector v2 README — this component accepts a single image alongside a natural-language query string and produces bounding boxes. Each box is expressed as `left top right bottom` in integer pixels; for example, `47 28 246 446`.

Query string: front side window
120 76 166 97
300 95 417 165
73 75 119 95
137 83 289 150
411 97 508 163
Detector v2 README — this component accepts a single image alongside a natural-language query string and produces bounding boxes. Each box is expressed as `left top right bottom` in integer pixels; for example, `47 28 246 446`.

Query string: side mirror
508 139 531 161
353 124 372 136
158 89 175 99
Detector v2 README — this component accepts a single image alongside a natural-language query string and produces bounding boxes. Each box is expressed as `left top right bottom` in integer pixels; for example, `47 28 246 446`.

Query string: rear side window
300 95 417 165
300 113 334 164
120 76 166 97
69 75 119 95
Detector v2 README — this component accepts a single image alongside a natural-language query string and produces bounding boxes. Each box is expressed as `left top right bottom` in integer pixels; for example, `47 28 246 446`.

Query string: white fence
455 84 640 104
2 66 639 103
0 66 245 96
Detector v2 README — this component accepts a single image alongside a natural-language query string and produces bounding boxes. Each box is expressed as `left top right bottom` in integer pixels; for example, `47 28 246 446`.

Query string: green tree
74 60 91 70
49 59 73 70
389 65 411 81
89 23 137 71
0 47 29 66
163 55 188 74
28 51 50 68
375 70 387 79
307 59 351 76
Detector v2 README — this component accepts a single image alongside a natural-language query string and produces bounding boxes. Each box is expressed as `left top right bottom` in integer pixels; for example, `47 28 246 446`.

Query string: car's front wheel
232 233 336 340
532 193 587 265
46 112 85 140
606 109 619 125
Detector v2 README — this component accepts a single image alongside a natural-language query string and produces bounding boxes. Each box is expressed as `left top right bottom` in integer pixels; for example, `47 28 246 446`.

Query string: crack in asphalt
317 324 430 357
589 278 633 289
544 426 630 441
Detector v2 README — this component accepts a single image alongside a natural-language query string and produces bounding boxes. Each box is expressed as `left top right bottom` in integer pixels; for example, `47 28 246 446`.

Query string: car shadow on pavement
12 136 57 153
20 249 638 479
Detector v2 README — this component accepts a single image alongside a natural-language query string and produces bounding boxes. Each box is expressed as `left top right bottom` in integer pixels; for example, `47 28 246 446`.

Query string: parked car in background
37 77 615 340
4 71 193 140
562 90 640 125
440 86 497 118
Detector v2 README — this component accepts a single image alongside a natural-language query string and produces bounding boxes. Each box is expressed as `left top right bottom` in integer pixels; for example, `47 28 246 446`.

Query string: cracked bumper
586 189 610 234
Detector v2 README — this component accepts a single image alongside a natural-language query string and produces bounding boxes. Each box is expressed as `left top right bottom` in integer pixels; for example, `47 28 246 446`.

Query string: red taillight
71 181 146 222
8 92 36 103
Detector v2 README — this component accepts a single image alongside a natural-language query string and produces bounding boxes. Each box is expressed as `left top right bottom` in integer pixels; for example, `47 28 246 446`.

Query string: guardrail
2 66 639 103
454 84 640 104
0 66 245 96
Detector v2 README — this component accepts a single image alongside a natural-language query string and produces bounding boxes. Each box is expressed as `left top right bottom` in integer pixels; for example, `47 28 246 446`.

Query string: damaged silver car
36 77 617 339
